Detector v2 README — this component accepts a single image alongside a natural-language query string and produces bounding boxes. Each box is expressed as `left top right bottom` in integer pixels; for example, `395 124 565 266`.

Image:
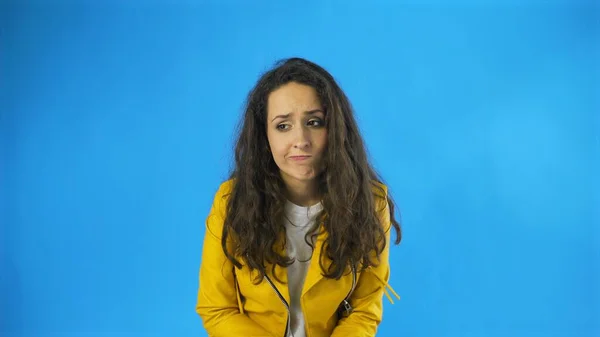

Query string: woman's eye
308 119 324 127
276 124 290 130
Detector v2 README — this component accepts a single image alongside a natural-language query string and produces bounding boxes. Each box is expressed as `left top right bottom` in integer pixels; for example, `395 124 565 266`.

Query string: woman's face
266 82 328 187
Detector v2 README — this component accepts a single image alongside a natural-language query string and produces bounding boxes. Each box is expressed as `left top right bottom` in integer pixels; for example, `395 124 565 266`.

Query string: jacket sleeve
195 183 273 337
330 194 393 337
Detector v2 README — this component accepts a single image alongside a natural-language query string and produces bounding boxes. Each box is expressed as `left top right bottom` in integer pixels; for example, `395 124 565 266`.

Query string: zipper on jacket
339 263 357 317
264 274 291 337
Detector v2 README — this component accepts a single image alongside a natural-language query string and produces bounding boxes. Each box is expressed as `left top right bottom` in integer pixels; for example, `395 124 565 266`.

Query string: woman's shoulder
212 178 387 207
208 179 236 213
214 179 388 200
204 179 236 240
370 180 392 232
215 178 236 197
370 180 389 200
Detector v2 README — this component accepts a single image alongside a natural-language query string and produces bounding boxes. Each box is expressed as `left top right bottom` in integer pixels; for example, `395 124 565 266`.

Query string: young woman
196 57 402 337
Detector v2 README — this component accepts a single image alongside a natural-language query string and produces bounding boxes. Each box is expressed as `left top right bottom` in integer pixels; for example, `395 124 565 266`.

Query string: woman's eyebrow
271 109 324 122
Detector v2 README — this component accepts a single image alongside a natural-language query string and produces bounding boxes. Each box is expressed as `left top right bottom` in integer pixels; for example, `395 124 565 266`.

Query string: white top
284 200 323 337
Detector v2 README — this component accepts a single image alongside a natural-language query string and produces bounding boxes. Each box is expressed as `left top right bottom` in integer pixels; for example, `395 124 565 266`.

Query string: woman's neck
283 179 321 207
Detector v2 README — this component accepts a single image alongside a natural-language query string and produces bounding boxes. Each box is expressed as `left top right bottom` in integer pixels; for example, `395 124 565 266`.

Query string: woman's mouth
289 156 311 161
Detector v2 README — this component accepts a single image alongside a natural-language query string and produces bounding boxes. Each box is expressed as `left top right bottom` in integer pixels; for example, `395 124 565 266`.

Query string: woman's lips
289 156 311 161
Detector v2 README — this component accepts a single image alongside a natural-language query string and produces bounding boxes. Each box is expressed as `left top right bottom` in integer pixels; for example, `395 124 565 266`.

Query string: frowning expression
266 82 327 185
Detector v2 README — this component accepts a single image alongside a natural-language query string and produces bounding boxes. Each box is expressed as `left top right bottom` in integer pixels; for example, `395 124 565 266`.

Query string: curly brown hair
220 57 401 283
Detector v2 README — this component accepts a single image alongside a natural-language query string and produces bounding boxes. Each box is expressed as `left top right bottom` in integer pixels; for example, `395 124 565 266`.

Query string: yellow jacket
196 180 399 337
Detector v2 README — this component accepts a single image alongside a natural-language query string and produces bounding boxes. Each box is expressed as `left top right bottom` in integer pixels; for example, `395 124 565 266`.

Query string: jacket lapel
267 223 333 301
301 223 332 297
267 233 291 305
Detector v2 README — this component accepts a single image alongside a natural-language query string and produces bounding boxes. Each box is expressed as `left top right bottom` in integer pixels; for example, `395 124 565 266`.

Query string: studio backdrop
1 1 598 337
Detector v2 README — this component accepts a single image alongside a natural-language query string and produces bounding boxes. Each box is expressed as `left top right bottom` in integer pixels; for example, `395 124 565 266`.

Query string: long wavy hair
221 57 401 282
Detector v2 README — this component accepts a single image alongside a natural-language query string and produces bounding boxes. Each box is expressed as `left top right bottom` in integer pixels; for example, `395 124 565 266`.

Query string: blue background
1 1 598 336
